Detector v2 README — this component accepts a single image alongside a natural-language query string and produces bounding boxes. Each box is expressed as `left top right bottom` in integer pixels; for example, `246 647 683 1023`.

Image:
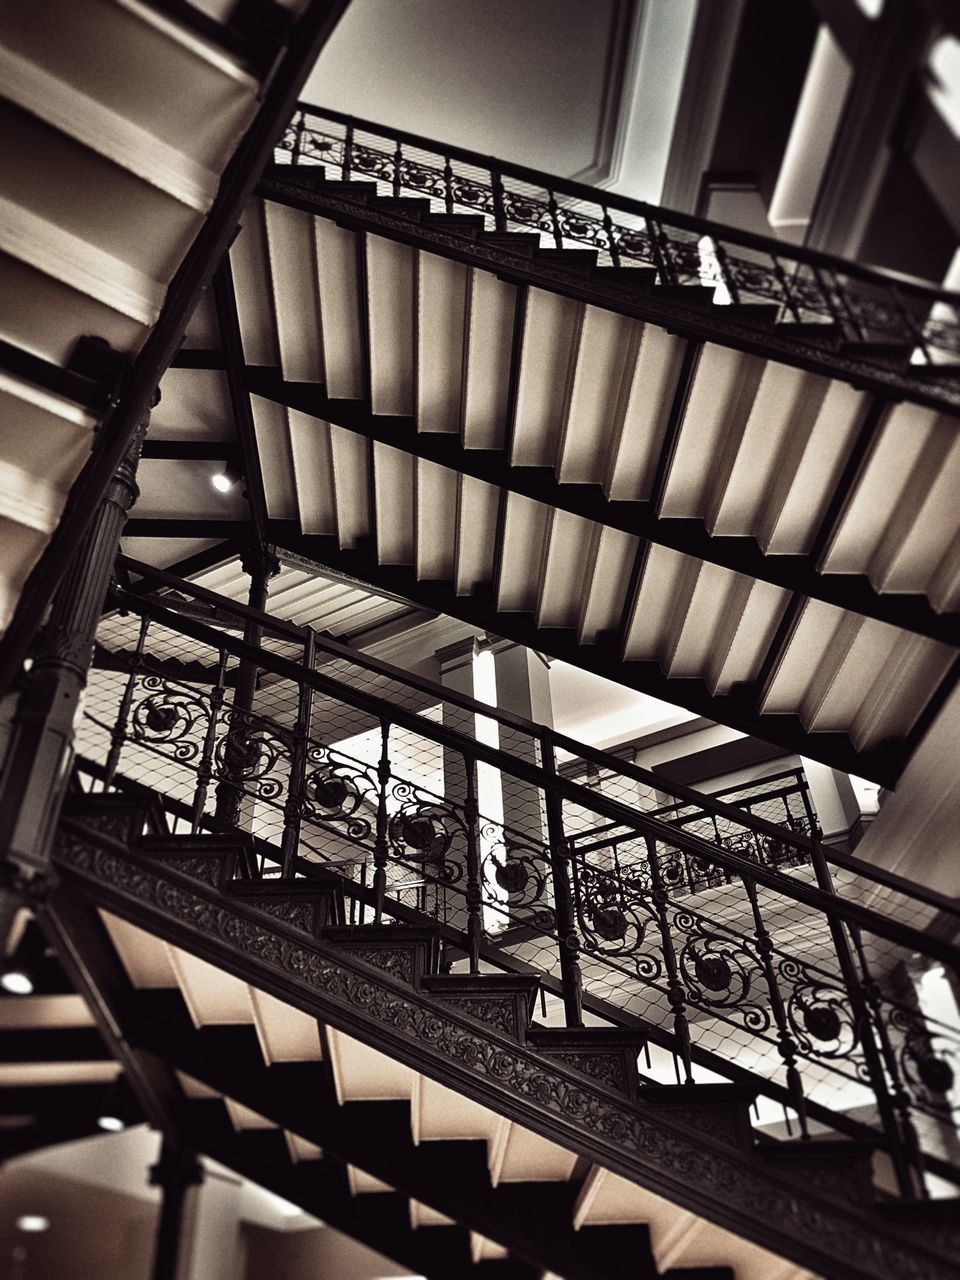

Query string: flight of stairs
0 0 295 633
150 152 960 780
47 791 960 1280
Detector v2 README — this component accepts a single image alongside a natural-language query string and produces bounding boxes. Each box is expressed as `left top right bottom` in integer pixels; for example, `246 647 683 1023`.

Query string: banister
290 102 960 308
106 583 960 971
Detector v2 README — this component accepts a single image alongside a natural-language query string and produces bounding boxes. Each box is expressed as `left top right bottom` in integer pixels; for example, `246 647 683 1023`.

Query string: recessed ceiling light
211 471 233 493
97 1114 125 1133
16 1215 50 1233
1 969 33 995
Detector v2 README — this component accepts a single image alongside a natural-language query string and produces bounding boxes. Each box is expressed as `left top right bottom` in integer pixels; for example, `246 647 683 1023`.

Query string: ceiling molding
568 0 642 187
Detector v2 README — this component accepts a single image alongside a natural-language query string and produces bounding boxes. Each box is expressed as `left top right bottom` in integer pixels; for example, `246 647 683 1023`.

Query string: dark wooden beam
171 348 226 370
264 522 907 785
141 441 240 462
247 372 959 647
124 520 252 539
212 259 269 541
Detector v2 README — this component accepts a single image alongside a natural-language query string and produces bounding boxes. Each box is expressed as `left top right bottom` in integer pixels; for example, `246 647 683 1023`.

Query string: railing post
0 411 148 909
491 167 507 233
742 874 809 1137
102 613 150 791
372 718 391 923
443 153 454 215
291 108 305 167
806 837 922 1196
342 118 355 181
643 833 694 1083
848 921 928 1197
463 751 482 975
392 136 403 198
541 731 583 1028
547 189 563 250
214 545 279 828
602 205 621 268
280 627 315 878
191 648 228 834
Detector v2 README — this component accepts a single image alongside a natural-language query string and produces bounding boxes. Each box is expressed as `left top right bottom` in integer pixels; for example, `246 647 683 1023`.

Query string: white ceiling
304 0 626 179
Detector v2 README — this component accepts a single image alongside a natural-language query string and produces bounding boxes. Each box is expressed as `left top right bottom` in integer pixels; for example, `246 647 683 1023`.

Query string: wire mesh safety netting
77 584 960 1188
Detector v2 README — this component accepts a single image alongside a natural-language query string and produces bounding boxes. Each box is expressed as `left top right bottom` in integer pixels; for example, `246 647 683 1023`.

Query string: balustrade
76 559 960 1197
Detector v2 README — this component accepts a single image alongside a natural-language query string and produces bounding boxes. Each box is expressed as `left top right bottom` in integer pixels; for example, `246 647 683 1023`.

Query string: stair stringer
51 808 959 1280
257 167 960 416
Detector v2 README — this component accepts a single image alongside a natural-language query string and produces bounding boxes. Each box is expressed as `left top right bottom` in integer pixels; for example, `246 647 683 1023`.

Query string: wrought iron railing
79 560 960 1197
267 104 960 398
569 770 818 898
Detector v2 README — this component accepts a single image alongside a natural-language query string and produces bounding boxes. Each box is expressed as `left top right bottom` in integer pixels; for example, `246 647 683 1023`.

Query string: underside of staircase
0 0 350 687
120 107 960 786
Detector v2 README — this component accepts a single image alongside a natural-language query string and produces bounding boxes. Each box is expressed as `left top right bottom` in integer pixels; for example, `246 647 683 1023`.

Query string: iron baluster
192 649 228 835
292 108 305 167
443 153 454 216
647 218 677 287
602 205 621 268
889 282 932 364
848 921 928 1197
541 730 583 1028
810 264 849 341
102 614 150 792
643 833 694 1082
280 628 315 879
392 137 403 198
491 167 507 233
771 254 802 324
343 119 354 181
547 189 563 250
806 837 921 1197
372 719 391 924
742 874 809 1138
463 752 482 975
711 239 742 306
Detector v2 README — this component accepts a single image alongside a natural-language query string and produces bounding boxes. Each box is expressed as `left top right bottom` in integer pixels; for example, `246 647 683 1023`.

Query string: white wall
305 0 620 176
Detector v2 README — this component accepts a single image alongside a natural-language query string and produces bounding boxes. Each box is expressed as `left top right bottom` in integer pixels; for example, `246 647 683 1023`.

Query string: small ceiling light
0 969 33 995
211 458 242 493
97 1114 125 1133
16 1216 50 1233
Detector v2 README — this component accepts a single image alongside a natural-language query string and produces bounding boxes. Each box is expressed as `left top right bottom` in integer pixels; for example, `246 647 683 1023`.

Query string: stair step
591 265 658 290
477 231 542 256
636 1084 756 1151
421 973 541 1041
59 792 159 849
533 248 599 271
650 284 718 306
139 833 258 883
228 874 346 935
759 1138 876 1207
423 213 487 235
321 924 441 986
526 1027 645 1099
371 196 434 217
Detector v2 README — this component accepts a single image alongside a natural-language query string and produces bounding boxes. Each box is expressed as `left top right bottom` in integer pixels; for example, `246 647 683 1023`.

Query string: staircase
75 565 960 1189
0 0 349 671
45 790 960 1280
137 102 960 785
